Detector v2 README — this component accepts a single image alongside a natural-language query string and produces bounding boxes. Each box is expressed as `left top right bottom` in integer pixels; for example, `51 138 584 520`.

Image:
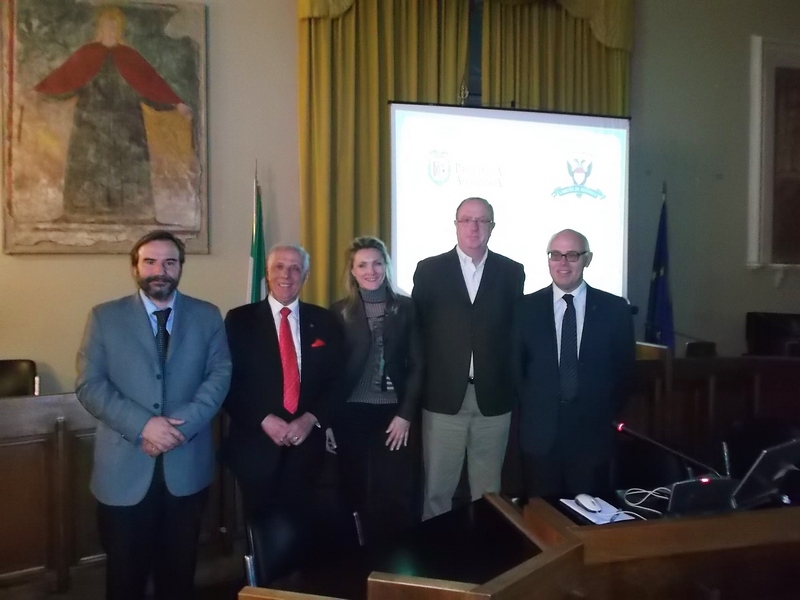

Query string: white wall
0 0 300 393
628 0 800 356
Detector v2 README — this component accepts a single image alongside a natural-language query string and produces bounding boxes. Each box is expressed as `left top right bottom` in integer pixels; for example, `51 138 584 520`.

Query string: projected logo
428 151 451 185
552 157 605 199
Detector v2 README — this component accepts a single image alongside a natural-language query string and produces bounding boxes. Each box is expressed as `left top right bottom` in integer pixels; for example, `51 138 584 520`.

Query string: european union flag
645 200 675 349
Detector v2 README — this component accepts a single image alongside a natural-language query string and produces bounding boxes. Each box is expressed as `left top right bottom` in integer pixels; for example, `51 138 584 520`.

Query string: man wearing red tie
220 244 343 524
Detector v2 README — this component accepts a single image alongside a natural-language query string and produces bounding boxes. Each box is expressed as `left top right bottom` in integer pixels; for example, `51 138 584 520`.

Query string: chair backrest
0 360 38 398
244 503 363 587
245 511 306 587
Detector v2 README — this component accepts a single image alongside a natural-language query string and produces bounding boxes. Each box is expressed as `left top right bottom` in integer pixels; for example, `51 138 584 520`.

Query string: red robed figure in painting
35 7 191 223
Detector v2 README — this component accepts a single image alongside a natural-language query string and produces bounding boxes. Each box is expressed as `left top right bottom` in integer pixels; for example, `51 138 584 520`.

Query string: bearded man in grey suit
76 230 231 600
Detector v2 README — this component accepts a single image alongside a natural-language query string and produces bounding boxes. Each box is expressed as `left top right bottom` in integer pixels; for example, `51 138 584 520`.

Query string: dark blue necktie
559 294 578 402
155 308 171 409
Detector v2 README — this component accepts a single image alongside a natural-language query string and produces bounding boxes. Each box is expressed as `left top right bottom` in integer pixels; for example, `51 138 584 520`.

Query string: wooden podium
241 495 800 600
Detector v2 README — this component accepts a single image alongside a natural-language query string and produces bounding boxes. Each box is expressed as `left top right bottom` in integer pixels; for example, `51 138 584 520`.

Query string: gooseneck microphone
614 421 721 477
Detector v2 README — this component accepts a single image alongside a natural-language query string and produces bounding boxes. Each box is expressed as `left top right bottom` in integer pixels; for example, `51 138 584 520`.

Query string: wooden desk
243 496 800 600
243 495 582 600
525 498 800 599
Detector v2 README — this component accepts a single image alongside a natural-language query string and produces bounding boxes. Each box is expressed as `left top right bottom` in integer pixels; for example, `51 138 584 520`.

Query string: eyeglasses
456 218 494 226
548 250 588 263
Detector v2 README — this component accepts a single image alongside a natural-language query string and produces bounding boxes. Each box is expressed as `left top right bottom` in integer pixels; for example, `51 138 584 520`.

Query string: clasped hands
141 416 185 457
262 413 317 447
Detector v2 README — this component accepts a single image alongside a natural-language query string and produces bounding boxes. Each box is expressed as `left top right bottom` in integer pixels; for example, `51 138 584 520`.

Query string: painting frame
2 0 208 254
747 35 800 268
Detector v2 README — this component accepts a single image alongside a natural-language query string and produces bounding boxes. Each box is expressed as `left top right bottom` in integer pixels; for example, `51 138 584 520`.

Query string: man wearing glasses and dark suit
412 197 525 519
512 229 635 499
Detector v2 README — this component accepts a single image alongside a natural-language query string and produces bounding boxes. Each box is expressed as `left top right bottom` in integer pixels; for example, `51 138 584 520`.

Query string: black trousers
335 403 420 544
522 408 612 499
522 450 610 499
97 461 208 600
235 429 327 584
235 426 326 521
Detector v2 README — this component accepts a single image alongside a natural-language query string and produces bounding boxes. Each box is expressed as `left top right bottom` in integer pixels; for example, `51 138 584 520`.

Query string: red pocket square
310 338 326 348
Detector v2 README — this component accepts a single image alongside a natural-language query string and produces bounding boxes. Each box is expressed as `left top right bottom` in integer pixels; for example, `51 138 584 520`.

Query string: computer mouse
575 493 602 513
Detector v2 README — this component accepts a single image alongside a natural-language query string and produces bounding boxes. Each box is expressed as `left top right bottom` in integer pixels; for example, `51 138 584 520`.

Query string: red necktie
279 307 300 414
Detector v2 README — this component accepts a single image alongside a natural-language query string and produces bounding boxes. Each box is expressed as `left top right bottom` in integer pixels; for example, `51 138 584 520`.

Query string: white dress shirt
456 245 487 303
552 281 587 362
456 245 488 377
268 294 302 376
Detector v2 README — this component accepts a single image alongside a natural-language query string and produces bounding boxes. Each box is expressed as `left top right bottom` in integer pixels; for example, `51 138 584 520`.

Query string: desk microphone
614 422 739 515
613 421 721 477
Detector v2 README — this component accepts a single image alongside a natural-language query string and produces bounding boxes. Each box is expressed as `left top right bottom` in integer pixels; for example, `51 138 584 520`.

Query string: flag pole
645 181 675 349
247 162 266 303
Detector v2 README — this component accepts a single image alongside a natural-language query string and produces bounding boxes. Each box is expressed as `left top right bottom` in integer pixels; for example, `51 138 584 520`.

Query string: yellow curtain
298 0 469 306
483 0 632 116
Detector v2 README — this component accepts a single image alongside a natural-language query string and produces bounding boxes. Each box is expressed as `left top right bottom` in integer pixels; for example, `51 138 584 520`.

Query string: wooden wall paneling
675 359 758 463
53 417 69 592
71 430 102 565
622 362 658 436
752 359 800 422
0 435 50 581
622 358 800 472
0 394 96 586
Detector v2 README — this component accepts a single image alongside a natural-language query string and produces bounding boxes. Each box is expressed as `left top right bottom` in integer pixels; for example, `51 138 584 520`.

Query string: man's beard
137 275 179 301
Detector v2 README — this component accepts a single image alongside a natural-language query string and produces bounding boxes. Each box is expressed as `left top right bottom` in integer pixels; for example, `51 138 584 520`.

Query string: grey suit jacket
76 292 231 506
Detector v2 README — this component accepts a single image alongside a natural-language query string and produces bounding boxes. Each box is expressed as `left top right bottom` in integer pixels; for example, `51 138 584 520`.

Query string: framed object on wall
2 0 208 254
748 35 800 268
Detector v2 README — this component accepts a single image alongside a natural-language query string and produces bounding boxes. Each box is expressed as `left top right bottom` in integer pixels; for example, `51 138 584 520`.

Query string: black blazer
512 284 635 459
219 300 344 482
412 247 525 416
330 294 423 422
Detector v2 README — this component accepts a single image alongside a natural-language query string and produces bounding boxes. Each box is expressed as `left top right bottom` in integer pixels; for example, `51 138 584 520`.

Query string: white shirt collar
455 244 488 268
267 294 300 318
139 289 177 315
552 280 587 304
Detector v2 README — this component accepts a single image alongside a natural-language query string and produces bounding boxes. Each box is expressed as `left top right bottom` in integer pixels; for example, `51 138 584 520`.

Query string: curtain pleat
482 0 631 116
298 0 469 305
486 0 633 51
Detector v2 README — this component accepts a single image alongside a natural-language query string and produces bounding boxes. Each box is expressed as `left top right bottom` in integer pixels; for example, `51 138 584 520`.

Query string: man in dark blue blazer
512 229 635 498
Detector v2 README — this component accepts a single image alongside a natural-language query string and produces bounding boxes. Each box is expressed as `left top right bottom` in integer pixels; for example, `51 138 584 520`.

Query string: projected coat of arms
2 0 207 253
